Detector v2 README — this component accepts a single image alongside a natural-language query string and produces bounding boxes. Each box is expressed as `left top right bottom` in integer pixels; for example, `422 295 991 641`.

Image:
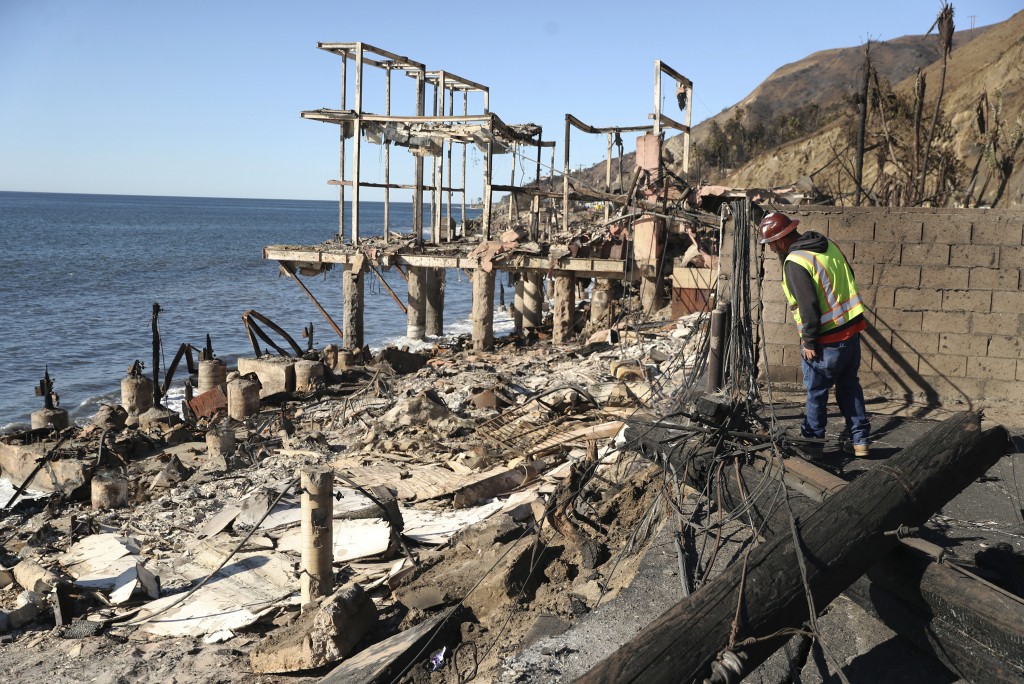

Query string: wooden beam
579 413 1010 683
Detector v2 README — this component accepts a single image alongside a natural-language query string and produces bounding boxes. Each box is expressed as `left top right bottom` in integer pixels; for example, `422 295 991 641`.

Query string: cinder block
920 267 969 289
762 323 796 345
765 365 801 384
901 243 950 267
875 347 921 374
853 241 899 265
874 264 921 287
999 245 1024 269
827 215 874 242
968 267 1020 291
864 286 896 309
762 302 788 324
764 343 786 366
921 376 985 403
988 335 1024 359
783 345 806 367
875 220 923 243
971 312 1021 336
972 218 1022 246
871 308 923 332
895 288 943 311
890 331 939 355
922 353 967 378
939 332 990 357
949 244 999 268
761 283 789 304
991 290 1024 314
984 379 1024 403
966 356 1006 380
921 310 969 333
922 218 967 244
237 357 296 398
942 289 992 312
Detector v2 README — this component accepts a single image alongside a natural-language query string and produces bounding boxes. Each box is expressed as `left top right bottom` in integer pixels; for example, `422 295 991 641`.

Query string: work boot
843 441 869 457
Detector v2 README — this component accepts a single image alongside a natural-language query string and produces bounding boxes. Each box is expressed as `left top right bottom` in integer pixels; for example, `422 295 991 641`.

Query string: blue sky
1 0 1020 201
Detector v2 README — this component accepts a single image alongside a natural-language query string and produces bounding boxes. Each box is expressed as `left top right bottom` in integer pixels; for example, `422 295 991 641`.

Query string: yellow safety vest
782 241 864 335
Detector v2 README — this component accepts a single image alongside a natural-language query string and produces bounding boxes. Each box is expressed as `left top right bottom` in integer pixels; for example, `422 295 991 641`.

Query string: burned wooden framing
267 41 706 353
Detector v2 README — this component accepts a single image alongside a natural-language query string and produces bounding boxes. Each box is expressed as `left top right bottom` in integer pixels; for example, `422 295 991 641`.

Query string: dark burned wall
746 205 1024 405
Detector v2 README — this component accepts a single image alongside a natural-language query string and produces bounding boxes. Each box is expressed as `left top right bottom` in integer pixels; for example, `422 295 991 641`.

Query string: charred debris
2 42 1024 684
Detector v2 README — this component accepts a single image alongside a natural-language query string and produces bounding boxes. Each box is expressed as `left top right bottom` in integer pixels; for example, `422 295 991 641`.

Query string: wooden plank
319 612 458 684
670 266 713 291
334 463 500 502
578 413 1010 683
847 546 1024 682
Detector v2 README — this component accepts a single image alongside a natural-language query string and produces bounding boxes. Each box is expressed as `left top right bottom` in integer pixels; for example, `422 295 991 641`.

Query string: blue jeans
800 333 870 445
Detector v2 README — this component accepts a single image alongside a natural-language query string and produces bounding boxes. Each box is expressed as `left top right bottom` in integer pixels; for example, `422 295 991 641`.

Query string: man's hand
802 346 817 361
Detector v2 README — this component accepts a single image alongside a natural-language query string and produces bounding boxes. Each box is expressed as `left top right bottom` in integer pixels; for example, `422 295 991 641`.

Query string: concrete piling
121 373 154 422
406 267 426 339
91 468 128 510
198 358 227 394
227 376 260 421
471 268 495 351
300 467 334 605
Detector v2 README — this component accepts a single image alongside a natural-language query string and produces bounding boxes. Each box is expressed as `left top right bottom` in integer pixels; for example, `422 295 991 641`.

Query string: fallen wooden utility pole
710 441 1024 682
577 412 1010 683
847 543 1024 683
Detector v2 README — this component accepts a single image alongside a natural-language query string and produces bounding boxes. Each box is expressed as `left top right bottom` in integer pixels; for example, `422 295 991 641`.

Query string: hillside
717 10 1024 207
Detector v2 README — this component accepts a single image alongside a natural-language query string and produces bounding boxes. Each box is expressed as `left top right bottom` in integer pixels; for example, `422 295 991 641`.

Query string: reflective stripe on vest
782 241 864 334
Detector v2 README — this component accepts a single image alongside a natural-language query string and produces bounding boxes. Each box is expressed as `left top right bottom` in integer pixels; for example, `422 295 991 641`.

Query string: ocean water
0 191 503 438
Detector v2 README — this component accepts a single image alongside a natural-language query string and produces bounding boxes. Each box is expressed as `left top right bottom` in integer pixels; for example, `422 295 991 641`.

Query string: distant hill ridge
690 9 1024 207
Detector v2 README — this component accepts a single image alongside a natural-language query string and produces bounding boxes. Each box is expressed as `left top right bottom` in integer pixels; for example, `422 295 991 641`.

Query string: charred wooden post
513 274 524 334
725 447 1024 683
579 412 1010 684
406 267 427 340
343 259 365 349
553 271 576 345
414 69 425 244
426 268 445 336
338 48 348 238
471 268 495 351
31 367 69 431
847 545 1024 683
151 303 162 406
351 44 364 244
300 467 334 605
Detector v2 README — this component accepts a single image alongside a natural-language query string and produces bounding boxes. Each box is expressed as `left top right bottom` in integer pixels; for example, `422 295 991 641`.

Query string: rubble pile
0 311 707 683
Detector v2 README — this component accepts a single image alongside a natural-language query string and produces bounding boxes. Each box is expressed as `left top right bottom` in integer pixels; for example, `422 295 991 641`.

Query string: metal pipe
708 304 729 392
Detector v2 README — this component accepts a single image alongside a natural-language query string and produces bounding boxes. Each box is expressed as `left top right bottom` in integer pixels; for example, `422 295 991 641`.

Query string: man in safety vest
759 212 870 457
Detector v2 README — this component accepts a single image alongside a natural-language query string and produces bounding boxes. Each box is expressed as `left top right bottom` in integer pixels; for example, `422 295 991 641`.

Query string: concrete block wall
748 205 1024 406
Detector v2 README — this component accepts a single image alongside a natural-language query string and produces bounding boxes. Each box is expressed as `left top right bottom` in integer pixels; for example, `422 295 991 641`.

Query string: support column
426 268 445 336
640 269 666 313
471 268 495 351
299 467 334 605
553 271 576 345
406 267 427 340
513 274 524 335
523 273 544 330
343 261 365 350
590 278 614 329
